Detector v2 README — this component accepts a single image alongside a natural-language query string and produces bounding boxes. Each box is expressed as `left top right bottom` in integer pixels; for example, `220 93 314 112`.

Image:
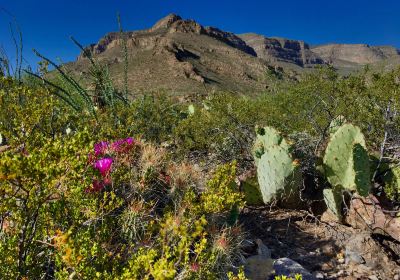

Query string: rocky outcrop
312 44 400 65
204 27 257 56
239 33 324 67
150 13 182 31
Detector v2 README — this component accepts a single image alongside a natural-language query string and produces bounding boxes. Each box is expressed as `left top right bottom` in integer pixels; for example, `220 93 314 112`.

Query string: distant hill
64 14 400 95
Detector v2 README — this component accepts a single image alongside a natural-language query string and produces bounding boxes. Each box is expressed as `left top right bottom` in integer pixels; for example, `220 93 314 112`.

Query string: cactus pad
328 115 347 135
257 145 300 204
323 124 370 196
252 126 290 164
323 187 344 220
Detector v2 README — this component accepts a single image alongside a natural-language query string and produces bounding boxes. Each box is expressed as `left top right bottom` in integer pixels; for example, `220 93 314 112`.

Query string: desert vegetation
1 15 400 280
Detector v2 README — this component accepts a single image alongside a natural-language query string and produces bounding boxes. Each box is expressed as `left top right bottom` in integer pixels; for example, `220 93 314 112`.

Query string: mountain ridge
66 14 400 95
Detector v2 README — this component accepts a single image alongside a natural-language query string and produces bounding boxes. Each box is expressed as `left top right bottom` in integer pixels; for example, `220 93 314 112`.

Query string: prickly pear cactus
188 104 195 116
384 165 400 201
323 187 344 221
323 124 370 197
252 126 290 164
257 145 301 204
328 115 346 136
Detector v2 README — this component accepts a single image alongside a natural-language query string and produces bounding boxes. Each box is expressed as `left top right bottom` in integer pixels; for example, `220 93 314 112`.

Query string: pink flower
94 141 109 156
85 180 104 193
190 263 200 272
94 158 113 177
111 137 135 153
126 137 134 145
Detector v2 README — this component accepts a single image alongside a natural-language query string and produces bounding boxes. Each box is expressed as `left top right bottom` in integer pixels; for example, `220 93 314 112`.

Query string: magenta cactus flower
94 141 109 156
126 137 134 145
111 137 135 153
85 180 105 193
94 157 113 177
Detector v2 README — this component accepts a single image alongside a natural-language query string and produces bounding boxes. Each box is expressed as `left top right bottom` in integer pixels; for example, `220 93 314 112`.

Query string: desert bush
0 84 247 279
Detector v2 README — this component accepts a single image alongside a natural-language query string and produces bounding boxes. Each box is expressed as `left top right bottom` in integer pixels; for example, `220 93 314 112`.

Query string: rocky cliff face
311 44 400 66
239 33 324 67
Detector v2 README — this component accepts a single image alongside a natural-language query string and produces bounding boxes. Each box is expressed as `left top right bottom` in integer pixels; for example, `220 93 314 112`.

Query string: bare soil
240 208 400 279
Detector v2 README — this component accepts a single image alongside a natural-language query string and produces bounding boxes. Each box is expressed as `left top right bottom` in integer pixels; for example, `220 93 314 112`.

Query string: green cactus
241 176 264 206
257 145 301 204
323 124 370 196
252 126 291 164
383 165 400 201
188 104 195 116
328 115 346 136
323 187 344 221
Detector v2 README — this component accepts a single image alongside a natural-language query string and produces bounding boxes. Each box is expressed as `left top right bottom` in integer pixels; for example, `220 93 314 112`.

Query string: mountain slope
311 44 400 72
66 14 277 96
238 33 324 67
64 14 400 95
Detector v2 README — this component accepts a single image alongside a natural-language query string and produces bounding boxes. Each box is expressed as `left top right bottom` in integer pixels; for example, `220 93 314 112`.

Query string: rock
320 208 341 223
273 258 316 280
244 255 274 280
368 276 379 280
344 232 382 269
238 33 324 67
204 27 256 56
394 274 399 280
312 44 399 65
345 248 365 265
347 194 400 242
150 14 182 31
255 239 271 258
313 271 324 279
243 239 274 280
336 270 345 277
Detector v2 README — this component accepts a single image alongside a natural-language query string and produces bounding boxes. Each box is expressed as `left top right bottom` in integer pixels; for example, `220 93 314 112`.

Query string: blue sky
1 0 400 70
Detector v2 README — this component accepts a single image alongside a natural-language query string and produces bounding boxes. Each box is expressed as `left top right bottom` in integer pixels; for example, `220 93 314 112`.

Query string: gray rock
256 239 271 258
244 255 274 280
345 248 365 265
313 271 324 279
273 258 316 280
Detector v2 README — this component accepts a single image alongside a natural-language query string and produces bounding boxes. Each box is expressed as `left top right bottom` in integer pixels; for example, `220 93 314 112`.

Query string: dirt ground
240 208 400 279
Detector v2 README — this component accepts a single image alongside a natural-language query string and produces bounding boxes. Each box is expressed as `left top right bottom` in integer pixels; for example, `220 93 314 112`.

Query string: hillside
66 14 274 96
64 14 400 95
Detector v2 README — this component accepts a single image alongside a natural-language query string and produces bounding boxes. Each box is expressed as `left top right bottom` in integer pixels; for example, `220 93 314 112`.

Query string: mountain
238 33 324 67
311 44 400 72
65 14 400 95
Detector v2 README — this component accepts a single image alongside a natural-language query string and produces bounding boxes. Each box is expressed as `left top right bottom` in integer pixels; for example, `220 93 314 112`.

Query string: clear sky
1 0 400 70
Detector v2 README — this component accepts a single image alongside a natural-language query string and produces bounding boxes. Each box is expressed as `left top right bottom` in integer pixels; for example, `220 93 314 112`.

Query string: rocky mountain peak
151 14 183 31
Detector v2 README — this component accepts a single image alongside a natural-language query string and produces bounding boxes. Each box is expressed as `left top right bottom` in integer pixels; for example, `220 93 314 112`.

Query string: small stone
313 271 324 279
394 274 399 280
338 258 345 264
368 276 379 280
345 249 365 265
336 270 345 276
244 255 274 280
255 239 271 258
274 258 316 280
